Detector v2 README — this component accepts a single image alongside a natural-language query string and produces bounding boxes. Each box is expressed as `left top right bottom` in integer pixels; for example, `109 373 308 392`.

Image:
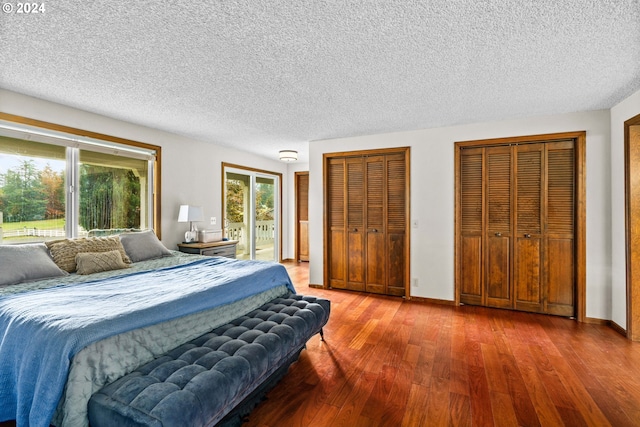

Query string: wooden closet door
296 173 309 262
386 153 407 297
545 141 575 316
346 157 365 291
327 158 347 289
457 134 580 317
485 146 512 308
459 148 484 305
365 155 386 294
325 147 409 297
514 143 544 313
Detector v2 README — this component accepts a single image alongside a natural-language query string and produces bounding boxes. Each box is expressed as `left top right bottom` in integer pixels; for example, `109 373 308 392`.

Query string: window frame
0 113 162 239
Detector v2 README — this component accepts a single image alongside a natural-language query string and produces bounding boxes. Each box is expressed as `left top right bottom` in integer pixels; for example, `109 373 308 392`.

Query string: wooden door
386 153 408 297
327 158 346 289
347 158 366 291
457 136 578 317
325 147 410 297
365 156 386 294
544 141 575 316
486 146 512 308
459 148 484 306
514 143 544 313
296 172 309 262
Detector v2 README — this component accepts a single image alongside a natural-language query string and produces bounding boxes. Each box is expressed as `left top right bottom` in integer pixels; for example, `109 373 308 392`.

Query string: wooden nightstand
177 240 238 259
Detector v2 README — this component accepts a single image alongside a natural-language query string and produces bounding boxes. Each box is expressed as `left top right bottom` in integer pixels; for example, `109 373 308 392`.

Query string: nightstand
177 240 238 259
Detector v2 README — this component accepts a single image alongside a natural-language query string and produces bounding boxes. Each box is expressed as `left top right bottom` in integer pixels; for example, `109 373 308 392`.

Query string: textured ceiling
1 1 639 163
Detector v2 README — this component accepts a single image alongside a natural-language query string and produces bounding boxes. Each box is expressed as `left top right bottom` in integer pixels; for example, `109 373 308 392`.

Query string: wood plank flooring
243 261 640 427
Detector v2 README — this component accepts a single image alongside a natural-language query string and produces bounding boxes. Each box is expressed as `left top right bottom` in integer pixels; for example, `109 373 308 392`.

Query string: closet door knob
524 233 531 238
495 232 502 237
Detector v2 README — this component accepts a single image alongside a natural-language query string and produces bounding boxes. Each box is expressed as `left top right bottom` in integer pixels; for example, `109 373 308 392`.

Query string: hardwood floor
243 261 640 427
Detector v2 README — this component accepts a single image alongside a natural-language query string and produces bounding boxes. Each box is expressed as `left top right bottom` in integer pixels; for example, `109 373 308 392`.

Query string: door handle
371 228 378 232
353 228 358 232
495 232 502 237
524 233 531 238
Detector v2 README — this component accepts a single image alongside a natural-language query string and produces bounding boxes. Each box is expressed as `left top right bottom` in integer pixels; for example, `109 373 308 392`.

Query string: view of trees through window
225 178 274 223
0 139 149 243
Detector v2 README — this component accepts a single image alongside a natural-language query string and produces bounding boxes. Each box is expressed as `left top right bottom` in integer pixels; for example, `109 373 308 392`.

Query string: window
0 114 160 244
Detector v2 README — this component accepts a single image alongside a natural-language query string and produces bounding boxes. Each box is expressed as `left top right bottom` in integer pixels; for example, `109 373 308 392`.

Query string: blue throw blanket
0 257 295 427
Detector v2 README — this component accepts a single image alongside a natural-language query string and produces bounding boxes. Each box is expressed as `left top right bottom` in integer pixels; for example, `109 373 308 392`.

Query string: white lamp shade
279 150 298 162
177 205 204 222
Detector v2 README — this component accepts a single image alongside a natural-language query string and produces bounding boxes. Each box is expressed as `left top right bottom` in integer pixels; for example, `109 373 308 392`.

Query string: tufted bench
88 293 330 427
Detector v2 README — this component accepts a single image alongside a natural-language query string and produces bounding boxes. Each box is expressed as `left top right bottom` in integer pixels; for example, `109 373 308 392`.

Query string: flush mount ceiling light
279 150 298 162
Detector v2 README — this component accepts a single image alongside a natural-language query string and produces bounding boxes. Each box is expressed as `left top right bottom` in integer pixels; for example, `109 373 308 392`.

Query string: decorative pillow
0 243 68 287
45 236 132 273
75 250 130 275
119 230 173 263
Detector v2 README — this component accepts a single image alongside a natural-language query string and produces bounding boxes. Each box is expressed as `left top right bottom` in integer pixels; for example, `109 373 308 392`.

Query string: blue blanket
0 257 295 427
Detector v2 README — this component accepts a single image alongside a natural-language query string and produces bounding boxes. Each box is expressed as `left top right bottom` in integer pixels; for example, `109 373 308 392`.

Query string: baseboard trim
309 284 324 289
409 296 456 306
582 316 609 326
609 320 627 337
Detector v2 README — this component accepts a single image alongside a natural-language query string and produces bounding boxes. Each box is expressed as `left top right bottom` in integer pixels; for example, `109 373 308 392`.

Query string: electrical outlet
210 217 216 225
412 219 419 228
412 278 419 288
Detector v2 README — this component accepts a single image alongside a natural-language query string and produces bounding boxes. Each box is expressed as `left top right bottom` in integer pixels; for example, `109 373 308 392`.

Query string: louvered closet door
545 141 575 316
297 173 309 262
386 153 407 297
458 139 576 315
460 148 484 305
514 143 544 313
486 146 512 308
365 155 386 294
327 158 347 289
346 157 365 291
326 148 409 297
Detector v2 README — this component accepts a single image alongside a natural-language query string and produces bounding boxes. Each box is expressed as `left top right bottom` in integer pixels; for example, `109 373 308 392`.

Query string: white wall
611 88 640 330
0 89 293 255
309 110 612 320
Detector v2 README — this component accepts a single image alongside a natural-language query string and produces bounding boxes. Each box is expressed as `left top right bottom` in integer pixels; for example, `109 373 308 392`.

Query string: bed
0 231 312 427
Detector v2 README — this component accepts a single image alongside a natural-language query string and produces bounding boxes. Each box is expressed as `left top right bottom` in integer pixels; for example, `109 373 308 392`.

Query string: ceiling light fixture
279 150 298 162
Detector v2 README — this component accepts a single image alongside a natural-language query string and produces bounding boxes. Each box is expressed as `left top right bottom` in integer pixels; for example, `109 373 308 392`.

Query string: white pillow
0 243 68 287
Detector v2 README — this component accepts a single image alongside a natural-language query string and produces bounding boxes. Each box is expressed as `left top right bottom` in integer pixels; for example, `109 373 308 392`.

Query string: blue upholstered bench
88 294 330 427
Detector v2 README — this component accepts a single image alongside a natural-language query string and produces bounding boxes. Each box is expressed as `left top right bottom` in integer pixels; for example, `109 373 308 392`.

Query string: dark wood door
296 172 309 262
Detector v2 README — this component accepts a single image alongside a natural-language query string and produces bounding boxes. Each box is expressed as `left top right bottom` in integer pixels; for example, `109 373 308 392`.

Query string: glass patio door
224 166 279 261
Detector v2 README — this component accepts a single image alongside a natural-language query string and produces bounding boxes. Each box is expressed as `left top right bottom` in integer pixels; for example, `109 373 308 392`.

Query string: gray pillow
0 243 68 287
119 230 173 262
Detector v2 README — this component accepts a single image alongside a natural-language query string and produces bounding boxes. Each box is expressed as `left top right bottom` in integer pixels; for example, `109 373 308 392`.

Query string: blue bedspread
0 257 295 427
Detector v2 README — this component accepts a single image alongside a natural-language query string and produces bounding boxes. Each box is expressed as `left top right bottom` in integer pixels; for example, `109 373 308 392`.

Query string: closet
324 147 410 297
456 133 586 317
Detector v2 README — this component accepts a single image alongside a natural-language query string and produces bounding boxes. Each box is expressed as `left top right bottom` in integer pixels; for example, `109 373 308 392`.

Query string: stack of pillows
0 230 173 287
